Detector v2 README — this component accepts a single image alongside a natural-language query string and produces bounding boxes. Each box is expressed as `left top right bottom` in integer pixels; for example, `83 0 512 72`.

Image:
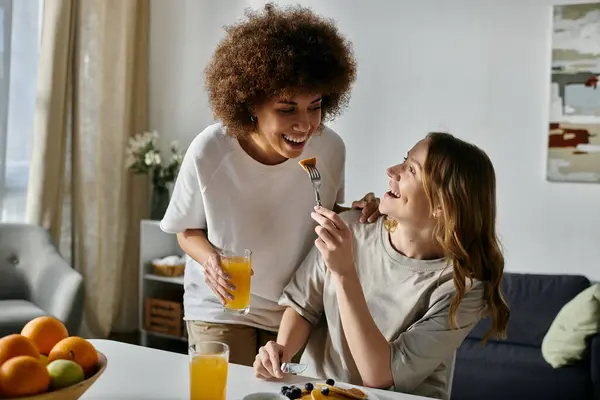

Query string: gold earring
383 216 398 232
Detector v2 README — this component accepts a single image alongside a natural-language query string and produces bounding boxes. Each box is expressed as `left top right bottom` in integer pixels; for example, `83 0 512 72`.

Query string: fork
280 362 308 375
304 164 322 207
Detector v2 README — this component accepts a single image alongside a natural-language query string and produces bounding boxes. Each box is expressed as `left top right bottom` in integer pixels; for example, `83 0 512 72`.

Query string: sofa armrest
592 333 600 400
29 248 84 335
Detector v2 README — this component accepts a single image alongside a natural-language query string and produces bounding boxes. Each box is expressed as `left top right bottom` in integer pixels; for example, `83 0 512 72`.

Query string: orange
0 334 40 366
21 316 69 355
48 336 98 377
0 355 50 397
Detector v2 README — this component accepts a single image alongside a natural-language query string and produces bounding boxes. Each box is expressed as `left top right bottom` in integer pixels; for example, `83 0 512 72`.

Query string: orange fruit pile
0 316 99 398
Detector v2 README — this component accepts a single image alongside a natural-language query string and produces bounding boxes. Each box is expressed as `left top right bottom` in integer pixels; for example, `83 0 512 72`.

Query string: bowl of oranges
0 316 107 399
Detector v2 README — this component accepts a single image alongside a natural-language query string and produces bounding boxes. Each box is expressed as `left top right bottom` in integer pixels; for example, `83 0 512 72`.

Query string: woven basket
152 263 185 277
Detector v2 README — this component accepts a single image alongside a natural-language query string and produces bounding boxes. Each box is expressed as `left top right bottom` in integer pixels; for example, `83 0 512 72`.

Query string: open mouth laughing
282 134 308 150
385 187 401 199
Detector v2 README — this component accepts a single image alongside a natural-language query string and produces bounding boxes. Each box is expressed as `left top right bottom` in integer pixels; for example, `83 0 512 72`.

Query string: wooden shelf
144 273 184 285
139 219 186 348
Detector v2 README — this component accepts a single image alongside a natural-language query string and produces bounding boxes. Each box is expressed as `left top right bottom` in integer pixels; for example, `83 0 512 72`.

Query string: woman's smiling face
252 92 323 161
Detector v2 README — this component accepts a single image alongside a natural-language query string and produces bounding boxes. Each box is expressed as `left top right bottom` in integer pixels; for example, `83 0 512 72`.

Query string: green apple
47 359 85 389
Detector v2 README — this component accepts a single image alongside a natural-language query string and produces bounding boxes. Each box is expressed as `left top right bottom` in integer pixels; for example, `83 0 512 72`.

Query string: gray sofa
0 223 84 337
452 272 599 399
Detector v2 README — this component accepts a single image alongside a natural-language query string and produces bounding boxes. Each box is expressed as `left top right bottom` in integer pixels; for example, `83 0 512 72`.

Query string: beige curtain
27 0 150 338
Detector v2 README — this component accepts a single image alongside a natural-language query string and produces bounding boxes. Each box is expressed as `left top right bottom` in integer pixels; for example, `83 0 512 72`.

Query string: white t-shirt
159 122 346 331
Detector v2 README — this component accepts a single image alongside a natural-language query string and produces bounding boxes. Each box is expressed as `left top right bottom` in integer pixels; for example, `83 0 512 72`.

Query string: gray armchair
0 223 84 337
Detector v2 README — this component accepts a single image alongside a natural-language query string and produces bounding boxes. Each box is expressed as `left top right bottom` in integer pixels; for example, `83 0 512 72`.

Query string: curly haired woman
254 133 510 400
159 3 379 366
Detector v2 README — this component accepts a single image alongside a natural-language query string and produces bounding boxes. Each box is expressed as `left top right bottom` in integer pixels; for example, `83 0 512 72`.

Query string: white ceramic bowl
241 393 288 400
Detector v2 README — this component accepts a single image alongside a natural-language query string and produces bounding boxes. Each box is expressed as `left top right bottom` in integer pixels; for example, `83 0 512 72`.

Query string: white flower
171 153 183 164
154 153 161 165
145 152 155 166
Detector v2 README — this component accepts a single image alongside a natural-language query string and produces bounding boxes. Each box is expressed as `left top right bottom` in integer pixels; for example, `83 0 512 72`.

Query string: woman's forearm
176 229 217 264
333 270 394 388
276 307 312 362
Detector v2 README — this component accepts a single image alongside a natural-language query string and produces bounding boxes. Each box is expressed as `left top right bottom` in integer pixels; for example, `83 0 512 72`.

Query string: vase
150 185 170 221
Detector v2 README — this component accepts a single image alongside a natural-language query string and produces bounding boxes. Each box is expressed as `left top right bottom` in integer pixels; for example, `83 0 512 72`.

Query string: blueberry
285 387 301 399
304 382 314 391
325 378 335 386
321 387 330 395
281 386 289 394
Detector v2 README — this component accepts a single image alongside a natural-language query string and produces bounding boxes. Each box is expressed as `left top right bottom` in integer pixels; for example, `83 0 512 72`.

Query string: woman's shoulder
187 121 235 157
308 125 346 155
338 210 383 241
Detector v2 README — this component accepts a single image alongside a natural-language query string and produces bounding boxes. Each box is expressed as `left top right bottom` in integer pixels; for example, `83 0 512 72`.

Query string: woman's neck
238 133 287 166
388 221 444 260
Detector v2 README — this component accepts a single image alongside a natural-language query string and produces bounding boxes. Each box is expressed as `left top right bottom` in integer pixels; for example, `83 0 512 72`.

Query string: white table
82 339 429 400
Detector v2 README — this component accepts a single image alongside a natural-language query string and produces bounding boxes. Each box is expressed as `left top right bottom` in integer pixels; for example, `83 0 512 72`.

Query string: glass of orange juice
189 341 229 400
220 248 252 315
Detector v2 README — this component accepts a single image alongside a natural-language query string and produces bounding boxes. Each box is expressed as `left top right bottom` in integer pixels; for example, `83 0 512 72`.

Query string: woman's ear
247 105 256 122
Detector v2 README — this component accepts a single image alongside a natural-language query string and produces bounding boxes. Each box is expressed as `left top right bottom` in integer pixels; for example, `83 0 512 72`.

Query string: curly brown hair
204 2 357 137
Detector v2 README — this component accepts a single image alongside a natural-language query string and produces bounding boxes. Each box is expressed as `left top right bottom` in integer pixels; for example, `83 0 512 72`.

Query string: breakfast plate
278 379 381 400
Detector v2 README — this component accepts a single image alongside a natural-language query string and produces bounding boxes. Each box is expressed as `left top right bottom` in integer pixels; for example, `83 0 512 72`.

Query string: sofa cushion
468 273 590 347
0 265 29 300
0 299 47 337
541 283 600 368
453 338 593 400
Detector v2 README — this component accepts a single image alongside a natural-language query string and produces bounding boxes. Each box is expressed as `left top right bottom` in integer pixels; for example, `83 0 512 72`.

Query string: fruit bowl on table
3 351 107 400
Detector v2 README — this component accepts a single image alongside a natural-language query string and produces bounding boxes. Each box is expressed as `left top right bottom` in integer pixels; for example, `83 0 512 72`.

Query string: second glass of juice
220 248 252 315
189 341 229 400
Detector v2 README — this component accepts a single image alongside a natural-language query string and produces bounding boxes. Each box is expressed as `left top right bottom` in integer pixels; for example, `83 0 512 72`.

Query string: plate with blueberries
279 378 379 399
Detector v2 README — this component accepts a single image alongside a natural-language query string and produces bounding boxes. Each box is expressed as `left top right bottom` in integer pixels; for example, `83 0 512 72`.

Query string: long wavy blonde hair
421 132 510 342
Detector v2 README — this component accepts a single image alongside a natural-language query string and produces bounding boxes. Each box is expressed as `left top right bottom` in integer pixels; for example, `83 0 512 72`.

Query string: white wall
149 0 600 281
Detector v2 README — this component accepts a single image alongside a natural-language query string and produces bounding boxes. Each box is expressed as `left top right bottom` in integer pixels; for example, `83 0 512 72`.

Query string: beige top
279 210 485 400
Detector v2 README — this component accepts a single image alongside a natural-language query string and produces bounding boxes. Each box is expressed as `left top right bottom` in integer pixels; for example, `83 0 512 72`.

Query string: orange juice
220 250 252 314
190 353 228 400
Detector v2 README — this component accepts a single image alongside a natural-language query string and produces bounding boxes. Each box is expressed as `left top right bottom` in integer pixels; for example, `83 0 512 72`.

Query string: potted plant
125 130 183 220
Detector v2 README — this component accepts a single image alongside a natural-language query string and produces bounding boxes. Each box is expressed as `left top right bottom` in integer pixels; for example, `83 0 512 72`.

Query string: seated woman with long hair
253 132 510 400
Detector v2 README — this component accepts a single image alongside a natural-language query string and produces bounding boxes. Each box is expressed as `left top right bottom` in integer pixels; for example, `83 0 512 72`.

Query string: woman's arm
310 206 392 388
276 307 312 361
176 229 234 304
254 245 326 380
332 271 393 388
176 229 216 264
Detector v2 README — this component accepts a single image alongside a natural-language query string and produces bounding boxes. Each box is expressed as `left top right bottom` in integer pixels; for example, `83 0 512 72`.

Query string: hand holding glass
220 249 252 315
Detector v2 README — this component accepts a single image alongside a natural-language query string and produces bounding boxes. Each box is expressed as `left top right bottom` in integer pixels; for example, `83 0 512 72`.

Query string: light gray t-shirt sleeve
278 245 326 325
389 283 484 393
160 137 207 233
335 146 346 205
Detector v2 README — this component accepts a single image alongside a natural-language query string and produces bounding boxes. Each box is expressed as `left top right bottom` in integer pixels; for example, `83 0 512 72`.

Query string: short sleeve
278 245 326 325
159 141 206 233
389 284 484 393
335 161 345 204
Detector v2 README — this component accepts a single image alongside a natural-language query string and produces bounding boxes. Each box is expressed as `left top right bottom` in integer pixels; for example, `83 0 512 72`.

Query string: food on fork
298 156 317 172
